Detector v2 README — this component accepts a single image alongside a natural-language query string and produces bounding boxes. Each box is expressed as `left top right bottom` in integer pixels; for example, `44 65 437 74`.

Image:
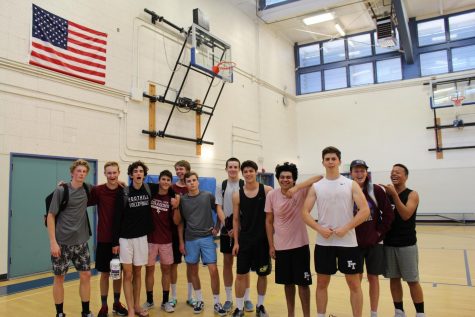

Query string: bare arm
173 207 182 225
216 204 225 228
286 175 323 198
47 213 61 257
301 186 333 238
265 210 275 259
334 181 370 237
232 192 240 256
381 184 419 221
178 222 185 255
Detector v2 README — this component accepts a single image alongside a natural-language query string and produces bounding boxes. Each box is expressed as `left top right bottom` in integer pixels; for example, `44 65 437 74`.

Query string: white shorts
119 236 148 266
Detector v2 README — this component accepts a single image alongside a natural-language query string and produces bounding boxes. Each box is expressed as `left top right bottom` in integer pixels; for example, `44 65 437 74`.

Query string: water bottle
110 256 121 280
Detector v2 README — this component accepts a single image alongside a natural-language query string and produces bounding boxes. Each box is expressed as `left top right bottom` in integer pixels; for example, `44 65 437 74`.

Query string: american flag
30 5 107 85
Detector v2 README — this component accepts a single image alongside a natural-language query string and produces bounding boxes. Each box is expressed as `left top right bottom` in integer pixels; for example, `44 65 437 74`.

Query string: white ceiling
229 0 475 44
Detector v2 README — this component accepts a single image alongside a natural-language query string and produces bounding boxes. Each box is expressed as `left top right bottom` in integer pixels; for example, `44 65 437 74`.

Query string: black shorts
314 245 363 275
172 233 182 264
360 244 385 275
236 238 271 276
275 245 312 286
220 233 234 254
95 242 114 273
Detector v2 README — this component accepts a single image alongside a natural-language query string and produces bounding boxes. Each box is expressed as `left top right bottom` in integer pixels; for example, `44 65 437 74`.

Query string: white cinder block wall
0 0 298 275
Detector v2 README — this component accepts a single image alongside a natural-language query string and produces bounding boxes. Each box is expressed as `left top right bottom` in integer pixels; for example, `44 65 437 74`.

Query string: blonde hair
70 159 90 173
104 161 120 171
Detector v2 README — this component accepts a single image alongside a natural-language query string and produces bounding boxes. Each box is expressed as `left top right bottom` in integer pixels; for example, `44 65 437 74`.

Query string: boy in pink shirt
265 162 322 317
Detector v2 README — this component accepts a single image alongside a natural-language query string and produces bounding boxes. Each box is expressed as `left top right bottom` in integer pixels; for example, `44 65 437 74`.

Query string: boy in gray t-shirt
174 171 226 316
46 159 93 317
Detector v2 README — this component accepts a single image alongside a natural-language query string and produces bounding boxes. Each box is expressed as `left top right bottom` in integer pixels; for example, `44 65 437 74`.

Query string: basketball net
451 95 465 107
212 61 236 75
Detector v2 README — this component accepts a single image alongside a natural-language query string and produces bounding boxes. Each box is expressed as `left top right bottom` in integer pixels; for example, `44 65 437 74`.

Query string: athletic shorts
172 232 182 264
184 236 217 265
384 244 419 282
119 235 148 266
275 245 312 286
220 233 234 254
360 244 385 275
51 242 91 276
147 243 173 266
236 238 271 276
95 242 115 273
314 245 363 275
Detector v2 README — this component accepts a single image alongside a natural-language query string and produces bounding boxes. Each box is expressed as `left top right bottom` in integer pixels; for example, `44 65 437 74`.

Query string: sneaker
97 306 108 317
256 305 268 317
169 299 177 308
187 298 197 307
223 301 233 313
214 303 227 316
161 302 175 313
232 308 244 317
112 302 128 316
56 314 66 317
142 301 154 310
244 300 254 312
81 313 94 317
193 301 204 314
394 309 406 317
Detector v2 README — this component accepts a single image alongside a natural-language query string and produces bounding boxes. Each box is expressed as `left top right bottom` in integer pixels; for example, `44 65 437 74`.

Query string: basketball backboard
190 23 233 83
430 77 475 109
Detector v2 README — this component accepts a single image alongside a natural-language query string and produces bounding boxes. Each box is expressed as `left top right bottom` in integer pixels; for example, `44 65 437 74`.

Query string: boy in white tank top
301 146 370 317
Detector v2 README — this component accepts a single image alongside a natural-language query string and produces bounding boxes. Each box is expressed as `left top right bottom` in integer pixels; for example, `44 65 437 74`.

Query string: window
300 72 322 94
449 12 475 41
266 0 288 4
373 30 400 54
324 67 347 90
348 34 372 59
350 63 374 86
452 45 475 72
420 50 448 76
323 39 345 63
299 44 320 67
376 58 402 82
417 19 446 46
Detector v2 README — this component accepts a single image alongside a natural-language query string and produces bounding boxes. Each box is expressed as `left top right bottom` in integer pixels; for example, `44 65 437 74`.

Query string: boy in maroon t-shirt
142 170 179 313
89 162 128 317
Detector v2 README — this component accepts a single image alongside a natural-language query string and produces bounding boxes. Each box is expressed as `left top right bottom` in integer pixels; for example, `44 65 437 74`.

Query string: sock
187 282 194 300
146 291 153 304
213 294 220 305
162 291 169 304
257 294 265 307
225 286 232 302
195 289 203 302
113 292 120 304
55 303 64 314
414 302 424 313
394 302 404 311
170 284 177 299
244 288 250 301
371 311 378 317
101 295 107 307
81 301 90 314
236 297 244 310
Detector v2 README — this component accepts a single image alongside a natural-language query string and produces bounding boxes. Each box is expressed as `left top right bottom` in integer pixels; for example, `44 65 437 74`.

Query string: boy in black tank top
380 164 425 317
231 161 272 317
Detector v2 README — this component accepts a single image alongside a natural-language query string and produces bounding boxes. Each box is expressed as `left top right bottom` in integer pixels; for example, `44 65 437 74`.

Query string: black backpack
44 183 92 236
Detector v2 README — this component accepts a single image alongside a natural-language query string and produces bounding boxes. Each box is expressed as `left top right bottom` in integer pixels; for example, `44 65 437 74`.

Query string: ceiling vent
376 17 397 47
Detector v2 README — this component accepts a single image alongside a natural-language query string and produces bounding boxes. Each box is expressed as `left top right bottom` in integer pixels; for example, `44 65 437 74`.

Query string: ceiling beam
393 0 414 63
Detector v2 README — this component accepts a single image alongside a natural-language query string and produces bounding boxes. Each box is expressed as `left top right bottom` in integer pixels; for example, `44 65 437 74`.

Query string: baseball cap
350 159 368 170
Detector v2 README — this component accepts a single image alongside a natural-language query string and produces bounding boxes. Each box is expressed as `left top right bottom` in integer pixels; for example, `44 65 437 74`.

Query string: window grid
295 9 475 95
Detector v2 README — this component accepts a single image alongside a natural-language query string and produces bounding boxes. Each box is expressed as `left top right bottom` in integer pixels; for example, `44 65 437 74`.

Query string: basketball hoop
212 61 236 75
451 95 465 107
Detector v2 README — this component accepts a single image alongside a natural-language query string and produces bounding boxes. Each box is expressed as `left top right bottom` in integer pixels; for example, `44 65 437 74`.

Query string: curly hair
127 160 148 176
70 159 90 173
275 162 298 181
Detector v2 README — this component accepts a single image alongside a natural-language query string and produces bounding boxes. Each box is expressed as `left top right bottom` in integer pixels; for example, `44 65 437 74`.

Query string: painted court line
463 249 472 287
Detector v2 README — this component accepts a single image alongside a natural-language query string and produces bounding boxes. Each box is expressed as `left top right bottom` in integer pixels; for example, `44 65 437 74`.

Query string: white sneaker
395 309 406 317
415 314 426 317
161 301 175 313
142 301 154 309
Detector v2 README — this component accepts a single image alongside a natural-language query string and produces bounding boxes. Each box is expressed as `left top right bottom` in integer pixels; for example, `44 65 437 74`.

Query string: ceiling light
303 12 334 25
335 23 345 36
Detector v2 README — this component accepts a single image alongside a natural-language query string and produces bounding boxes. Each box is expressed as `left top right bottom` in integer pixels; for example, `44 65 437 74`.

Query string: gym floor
0 224 474 317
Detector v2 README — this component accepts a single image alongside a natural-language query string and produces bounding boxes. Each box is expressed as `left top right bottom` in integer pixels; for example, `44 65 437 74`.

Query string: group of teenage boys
47 145 425 317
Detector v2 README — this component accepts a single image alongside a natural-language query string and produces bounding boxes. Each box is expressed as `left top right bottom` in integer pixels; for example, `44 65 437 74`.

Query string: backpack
44 183 92 236
123 183 152 207
221 179 244 231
